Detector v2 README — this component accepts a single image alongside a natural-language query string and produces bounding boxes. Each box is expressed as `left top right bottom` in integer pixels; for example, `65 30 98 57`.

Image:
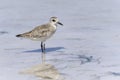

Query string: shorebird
16 17 63 63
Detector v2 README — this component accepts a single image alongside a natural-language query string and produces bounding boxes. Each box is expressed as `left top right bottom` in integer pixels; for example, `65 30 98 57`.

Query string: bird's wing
16 24 51 39
30 24 51 38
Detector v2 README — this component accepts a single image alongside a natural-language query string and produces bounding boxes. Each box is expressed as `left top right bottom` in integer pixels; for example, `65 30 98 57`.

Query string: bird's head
50 17 63 26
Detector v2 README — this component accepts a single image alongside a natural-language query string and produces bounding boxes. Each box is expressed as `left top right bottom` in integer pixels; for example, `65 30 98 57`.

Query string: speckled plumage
16 17 63 42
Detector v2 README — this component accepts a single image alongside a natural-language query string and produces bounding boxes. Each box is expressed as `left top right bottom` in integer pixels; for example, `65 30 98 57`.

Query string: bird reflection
20 64 64 80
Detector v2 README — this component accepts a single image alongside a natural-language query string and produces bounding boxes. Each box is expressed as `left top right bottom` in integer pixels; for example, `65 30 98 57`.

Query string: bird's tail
16 31 32 38
16 34 23 37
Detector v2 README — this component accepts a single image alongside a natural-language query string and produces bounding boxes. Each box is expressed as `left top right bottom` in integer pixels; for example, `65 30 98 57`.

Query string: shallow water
1 0 120 80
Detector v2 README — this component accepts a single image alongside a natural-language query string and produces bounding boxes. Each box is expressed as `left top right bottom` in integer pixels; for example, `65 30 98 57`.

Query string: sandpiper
16 17 63 63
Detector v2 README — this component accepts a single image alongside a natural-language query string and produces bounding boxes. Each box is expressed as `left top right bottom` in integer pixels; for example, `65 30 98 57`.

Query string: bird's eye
52 19 56 22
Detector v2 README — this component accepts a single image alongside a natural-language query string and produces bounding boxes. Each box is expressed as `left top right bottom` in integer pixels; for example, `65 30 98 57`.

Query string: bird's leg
43 43 46 53
41 42 44 53
41 42 45 64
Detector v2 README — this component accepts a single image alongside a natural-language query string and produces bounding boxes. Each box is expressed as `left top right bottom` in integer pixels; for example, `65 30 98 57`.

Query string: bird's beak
57 22 63 26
